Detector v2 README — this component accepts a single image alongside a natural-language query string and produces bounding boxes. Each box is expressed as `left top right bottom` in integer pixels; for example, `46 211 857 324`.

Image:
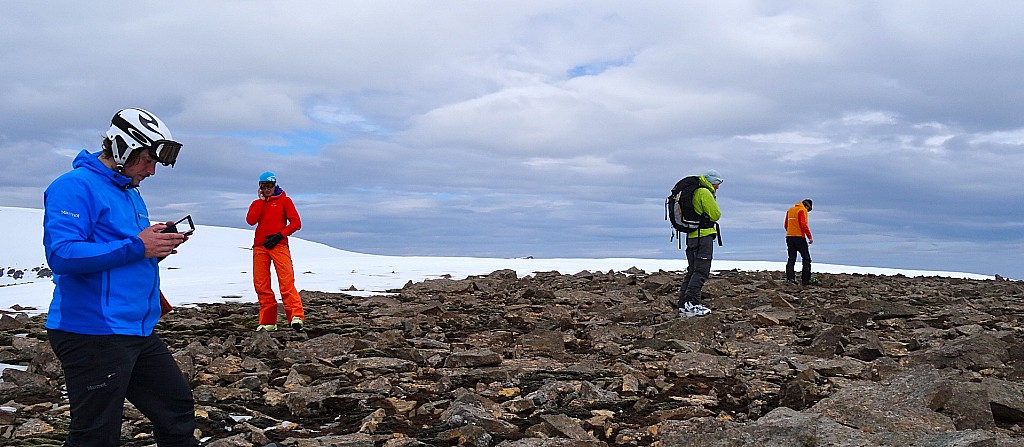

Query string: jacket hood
698 175 717 193
72 150 133 189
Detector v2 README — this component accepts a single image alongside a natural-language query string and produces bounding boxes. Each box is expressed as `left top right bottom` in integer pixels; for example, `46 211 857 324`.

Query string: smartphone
161 215 195 236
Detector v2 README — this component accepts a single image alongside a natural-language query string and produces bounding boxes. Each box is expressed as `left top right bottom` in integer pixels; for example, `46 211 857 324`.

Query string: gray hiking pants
679 234 715 307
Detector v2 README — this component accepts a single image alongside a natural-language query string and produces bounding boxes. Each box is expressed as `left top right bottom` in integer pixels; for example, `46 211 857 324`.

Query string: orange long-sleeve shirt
784 202 812 239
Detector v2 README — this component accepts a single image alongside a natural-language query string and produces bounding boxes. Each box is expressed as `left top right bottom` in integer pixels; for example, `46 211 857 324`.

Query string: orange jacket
784 202 812 239
246 190 301 247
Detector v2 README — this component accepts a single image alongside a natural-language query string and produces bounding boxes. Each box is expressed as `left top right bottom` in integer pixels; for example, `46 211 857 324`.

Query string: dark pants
48 330 198 447
786 236 812 283
678 235 715 307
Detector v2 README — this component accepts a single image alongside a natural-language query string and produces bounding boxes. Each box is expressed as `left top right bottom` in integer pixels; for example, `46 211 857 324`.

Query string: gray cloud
1 1 1021 278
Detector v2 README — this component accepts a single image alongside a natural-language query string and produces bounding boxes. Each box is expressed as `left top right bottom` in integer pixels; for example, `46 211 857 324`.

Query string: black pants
679 235 714 307
786 236 812 283
48 330 198 447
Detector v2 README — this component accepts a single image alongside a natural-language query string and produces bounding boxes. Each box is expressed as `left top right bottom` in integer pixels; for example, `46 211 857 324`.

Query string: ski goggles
147 140 182 167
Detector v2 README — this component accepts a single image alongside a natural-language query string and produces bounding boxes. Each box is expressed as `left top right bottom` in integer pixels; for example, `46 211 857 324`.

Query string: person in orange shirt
246 171 304 331
784 199 816 285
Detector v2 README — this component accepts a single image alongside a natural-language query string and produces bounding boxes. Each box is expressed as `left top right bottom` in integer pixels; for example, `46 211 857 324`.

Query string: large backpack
665 176 721 247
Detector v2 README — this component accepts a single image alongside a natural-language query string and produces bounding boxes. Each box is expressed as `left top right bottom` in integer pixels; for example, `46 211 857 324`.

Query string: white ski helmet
105 108 182 168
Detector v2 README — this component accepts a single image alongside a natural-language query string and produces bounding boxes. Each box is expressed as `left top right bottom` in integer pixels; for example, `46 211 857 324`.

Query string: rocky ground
2 268 1024 446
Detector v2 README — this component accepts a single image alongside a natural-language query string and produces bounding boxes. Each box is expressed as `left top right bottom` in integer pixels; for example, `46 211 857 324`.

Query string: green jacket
687 175 721 238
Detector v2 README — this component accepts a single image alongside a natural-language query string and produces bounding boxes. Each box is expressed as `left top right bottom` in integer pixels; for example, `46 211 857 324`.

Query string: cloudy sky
2 1 1022 279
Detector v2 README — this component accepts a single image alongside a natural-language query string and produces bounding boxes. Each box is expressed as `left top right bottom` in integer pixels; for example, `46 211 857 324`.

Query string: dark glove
262 232 284 249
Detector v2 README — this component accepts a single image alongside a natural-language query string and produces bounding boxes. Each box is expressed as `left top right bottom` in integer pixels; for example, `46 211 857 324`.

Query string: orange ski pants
252 244 304 325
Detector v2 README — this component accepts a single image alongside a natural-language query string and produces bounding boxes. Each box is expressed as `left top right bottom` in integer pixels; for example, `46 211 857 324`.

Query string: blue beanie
703 169 723 185
259 171 277 183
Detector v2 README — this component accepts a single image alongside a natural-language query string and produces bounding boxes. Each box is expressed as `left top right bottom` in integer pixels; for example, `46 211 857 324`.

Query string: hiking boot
256 324 278 332
803 276 820 286
290 316 304 331
678 302 711 317
785 279 799 285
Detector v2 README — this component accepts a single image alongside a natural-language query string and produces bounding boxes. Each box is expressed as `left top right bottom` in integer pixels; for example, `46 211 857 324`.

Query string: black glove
262 232 284 249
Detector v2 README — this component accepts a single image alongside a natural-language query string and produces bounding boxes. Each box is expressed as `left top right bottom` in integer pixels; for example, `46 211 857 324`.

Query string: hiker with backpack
666 169 723 317
785 199 817 285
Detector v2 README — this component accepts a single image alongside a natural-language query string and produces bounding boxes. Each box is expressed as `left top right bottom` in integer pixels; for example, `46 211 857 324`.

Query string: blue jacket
44 150 159 336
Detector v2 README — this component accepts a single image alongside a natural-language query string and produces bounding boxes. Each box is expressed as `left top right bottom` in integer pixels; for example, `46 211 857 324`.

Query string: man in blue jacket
43 108 198 446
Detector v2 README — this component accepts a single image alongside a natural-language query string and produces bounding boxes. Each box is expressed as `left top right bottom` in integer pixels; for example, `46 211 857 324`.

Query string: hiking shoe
785 279 799 285
678 302 711 317
290 316 304 331
255 324 277 332
803 276 820 286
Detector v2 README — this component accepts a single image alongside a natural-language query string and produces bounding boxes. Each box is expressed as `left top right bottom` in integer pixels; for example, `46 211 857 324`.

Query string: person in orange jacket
247 171 304 331
784 199 816 285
